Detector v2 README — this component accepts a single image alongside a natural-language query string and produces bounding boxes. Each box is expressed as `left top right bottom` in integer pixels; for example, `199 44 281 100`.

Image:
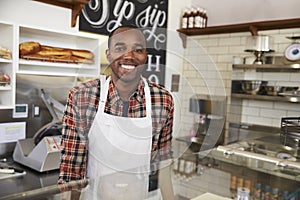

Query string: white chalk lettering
147 55 161 72
148 74 159 84
136 4 166 50
82 0 109 28
107 0 135 32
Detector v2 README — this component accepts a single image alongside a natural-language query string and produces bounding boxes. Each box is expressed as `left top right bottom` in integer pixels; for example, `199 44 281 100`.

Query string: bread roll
0 47 12 60
19 43 94 64
19 41 41 55
71 49 94 59
72 56 94 63
37 49 72 56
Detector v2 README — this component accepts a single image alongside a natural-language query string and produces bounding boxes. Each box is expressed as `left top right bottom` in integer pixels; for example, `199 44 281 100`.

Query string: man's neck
111 76 141 101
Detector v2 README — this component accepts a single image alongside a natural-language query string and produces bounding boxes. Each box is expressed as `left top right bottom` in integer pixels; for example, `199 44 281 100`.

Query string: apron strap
99 76 109 113
142 77 152 118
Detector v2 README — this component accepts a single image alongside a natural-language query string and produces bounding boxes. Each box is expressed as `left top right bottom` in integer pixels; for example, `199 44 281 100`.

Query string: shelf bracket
71 4 83 27
249 25 258 36
178 32 187 48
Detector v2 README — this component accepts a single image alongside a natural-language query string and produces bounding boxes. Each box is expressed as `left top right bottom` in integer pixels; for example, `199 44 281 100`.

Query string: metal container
264 86 282 96
246 35 272 52
278 88 300 102
280 117 300 150
241 80 268 95
264 86 299 96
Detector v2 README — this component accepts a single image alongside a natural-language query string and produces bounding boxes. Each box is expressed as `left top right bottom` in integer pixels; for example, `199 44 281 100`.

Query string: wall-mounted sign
79 0 168 86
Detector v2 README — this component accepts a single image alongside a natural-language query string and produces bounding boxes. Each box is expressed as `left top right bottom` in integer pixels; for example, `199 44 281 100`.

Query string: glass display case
1 136 299 200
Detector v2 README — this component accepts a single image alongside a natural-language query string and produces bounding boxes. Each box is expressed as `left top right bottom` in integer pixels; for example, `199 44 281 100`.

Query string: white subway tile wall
179 28 300 141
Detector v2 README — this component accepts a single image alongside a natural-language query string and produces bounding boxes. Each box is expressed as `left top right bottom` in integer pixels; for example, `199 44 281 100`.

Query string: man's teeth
121 65 135 69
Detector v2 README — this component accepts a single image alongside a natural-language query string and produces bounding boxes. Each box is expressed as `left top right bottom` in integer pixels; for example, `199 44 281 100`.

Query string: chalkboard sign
79 0 168 86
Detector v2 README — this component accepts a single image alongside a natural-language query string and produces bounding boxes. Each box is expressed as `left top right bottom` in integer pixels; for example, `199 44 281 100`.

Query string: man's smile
120 64 135 70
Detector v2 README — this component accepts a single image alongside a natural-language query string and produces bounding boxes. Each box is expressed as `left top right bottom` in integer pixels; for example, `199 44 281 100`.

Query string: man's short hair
107 25 145 48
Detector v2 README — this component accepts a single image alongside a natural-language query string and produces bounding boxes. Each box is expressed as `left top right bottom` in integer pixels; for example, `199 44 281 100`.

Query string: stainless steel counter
0 157 59 198
1 128 299 200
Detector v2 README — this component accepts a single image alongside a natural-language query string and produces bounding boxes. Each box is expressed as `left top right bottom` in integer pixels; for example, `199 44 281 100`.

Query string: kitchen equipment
245 49 274 64
280 117 300 157
0 168 26 180
284 36 300 61
186 94 226 152
245 35 274 64
217 131 300 175
33 89 63 145
264 85 282 96
13 135 61 172
241 80 267 95
278 89 300 102
263 86 298 96
13 89 64 172
279 89 300 97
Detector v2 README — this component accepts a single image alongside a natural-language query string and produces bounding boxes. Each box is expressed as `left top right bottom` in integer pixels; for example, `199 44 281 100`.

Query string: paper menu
0 122 26 143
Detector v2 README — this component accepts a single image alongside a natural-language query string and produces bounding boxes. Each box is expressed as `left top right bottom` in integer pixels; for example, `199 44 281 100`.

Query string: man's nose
123 50 134 58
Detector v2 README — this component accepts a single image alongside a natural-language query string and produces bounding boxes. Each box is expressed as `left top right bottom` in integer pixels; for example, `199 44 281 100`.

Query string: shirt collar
107 77 145 104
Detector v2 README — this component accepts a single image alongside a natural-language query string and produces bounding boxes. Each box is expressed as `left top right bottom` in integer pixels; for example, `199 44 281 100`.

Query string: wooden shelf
34 0 89 27
177 18 300 36
177 18 300 48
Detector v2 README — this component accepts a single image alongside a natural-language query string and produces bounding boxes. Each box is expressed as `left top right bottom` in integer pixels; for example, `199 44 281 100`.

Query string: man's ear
106 49 111 62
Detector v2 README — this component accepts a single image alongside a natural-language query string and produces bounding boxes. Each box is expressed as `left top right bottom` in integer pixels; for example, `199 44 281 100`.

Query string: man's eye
133 48 144 53
115 47 126 52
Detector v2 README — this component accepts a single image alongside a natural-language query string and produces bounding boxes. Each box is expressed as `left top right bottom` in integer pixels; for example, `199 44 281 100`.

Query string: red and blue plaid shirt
58 77 174 183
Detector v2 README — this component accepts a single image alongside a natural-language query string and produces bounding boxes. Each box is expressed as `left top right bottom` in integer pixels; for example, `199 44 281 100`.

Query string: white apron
81 76 155 200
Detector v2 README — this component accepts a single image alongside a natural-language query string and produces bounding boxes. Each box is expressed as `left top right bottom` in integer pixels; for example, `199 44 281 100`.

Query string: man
58 26 175 199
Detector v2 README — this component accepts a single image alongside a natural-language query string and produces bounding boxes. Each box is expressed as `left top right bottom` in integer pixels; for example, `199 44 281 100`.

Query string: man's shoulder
70 79 99 95
147 80 173 99
79 78 100 88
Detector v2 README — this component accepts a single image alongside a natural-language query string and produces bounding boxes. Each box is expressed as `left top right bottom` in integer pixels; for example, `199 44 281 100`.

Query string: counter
0 156 59 198
0 128 299 200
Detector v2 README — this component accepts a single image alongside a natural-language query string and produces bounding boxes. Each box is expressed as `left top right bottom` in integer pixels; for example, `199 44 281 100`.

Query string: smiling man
58 26 175 199
107 26 148 101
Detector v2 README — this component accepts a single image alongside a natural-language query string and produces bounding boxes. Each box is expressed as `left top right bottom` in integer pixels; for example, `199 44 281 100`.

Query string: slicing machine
13 89 64 172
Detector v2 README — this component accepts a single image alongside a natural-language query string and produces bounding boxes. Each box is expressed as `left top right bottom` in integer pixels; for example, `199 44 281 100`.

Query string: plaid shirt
58 77 174 183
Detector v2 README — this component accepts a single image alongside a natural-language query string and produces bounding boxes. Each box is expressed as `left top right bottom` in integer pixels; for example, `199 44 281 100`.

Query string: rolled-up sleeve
151 90 174 162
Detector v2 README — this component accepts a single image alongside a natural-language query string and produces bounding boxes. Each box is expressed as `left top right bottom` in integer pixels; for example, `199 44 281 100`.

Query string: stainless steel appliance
280 117 300 158
13 135 61 172
0 74 75 156
177 94 226 152
245 35 274 64
13 89 64 172
216 123 300 177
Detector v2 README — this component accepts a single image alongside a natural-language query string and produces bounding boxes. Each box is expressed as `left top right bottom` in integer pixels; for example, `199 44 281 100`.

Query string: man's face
106 27 147 83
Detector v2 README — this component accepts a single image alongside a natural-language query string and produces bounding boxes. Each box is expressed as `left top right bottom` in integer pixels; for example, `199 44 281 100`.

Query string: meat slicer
13 89 64 172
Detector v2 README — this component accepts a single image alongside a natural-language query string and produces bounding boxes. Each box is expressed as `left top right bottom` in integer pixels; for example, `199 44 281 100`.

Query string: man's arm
58 88 88 185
